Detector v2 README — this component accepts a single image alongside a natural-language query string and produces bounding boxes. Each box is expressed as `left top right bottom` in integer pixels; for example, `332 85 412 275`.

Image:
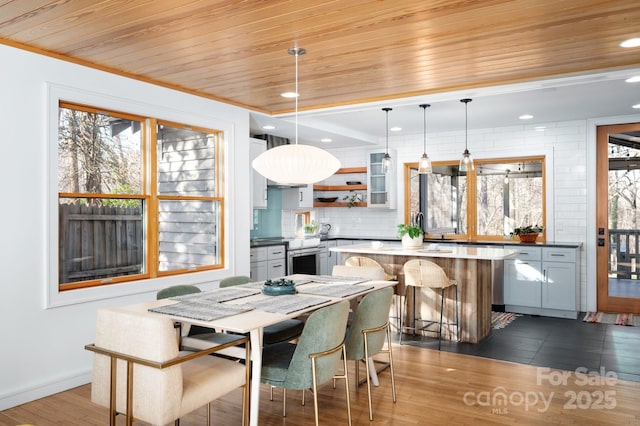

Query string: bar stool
345 256 396 280
400 259 459 350
345 256 401 331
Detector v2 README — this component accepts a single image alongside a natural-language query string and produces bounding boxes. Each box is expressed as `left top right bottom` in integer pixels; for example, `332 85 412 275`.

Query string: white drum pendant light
252 47 340 184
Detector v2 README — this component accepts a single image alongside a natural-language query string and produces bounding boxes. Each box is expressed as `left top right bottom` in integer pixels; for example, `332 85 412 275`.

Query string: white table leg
367 357 379 386
249 328 263 426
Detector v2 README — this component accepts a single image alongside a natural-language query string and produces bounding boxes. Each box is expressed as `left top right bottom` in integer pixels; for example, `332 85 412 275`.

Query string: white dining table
127 274 397 426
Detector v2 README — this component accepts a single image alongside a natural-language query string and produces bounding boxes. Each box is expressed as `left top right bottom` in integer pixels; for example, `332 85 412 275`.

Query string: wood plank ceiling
1 0 639 115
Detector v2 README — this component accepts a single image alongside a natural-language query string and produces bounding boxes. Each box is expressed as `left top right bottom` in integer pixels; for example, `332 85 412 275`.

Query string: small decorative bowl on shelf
262 278 297 296
315 197 338 203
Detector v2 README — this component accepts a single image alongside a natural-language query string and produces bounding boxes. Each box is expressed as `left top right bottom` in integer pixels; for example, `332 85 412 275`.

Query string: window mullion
147 118 159 278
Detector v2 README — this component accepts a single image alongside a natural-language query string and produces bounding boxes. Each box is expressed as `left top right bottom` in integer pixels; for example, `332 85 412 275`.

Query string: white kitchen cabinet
541 248 578 311
326 240 338 273
250 244 286 281
250 138 267 210
367 149 396 209
250 247 267 281
504 247 542 306
504 246 579 318
266 245 286 278
318 240 339 275
319 241 329 276
282 184 313 209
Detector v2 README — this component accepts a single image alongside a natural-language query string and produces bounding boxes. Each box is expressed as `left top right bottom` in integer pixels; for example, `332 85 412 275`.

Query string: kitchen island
331 243 519 343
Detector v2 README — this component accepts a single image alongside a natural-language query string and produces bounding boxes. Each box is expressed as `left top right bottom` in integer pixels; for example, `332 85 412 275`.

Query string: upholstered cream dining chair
401 259 459 350
86 306 250 426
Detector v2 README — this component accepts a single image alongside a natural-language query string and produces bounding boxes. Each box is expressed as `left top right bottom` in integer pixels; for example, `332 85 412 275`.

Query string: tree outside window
57 103 224 290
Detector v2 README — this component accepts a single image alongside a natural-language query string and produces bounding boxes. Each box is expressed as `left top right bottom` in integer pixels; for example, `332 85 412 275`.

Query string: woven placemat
149 301 253 321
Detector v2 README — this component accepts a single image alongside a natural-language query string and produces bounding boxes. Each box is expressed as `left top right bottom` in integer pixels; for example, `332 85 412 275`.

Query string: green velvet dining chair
218 275 305 345
343 286 396 420
260 300 352 426
156 284 211 336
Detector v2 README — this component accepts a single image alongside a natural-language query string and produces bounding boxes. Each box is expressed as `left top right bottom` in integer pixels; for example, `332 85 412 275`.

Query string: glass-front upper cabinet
367 149 396 209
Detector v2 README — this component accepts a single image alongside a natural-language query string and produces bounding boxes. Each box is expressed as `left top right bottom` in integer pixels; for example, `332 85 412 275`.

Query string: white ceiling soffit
250 68 640 149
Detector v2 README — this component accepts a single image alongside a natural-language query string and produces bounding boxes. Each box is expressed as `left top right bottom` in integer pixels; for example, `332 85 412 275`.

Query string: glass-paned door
597 123 640 313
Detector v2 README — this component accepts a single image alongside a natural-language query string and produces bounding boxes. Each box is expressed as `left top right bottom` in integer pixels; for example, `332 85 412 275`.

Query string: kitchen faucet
414 211 424 230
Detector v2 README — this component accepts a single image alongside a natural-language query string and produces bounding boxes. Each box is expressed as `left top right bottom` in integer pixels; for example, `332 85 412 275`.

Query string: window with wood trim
57 102 224 290
405 156 545 241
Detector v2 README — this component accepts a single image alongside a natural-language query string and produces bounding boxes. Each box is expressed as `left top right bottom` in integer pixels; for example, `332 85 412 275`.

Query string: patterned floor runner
491 311 522 329
582 311 640 326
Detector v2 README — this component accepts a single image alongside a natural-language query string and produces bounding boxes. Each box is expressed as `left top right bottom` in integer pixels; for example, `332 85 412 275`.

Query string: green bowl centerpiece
262 278 297 296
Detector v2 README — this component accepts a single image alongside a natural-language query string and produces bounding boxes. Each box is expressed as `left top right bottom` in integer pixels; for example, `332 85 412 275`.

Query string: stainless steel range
286 237 321 275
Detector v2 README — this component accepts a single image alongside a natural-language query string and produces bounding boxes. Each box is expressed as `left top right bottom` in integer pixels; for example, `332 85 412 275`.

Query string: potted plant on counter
397 223 423 249
510 225 544 243
303 220 318 236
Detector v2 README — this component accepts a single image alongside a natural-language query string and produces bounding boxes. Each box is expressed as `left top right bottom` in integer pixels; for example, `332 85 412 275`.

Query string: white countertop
330 242 519 260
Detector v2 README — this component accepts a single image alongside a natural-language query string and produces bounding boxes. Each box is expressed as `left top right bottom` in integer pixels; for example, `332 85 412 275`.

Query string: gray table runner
171 287 260 303
149 301 253 321
298 284 374 298
246 294 330 314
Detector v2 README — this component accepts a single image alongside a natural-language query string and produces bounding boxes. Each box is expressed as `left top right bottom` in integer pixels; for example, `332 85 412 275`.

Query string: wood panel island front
331 243 519 343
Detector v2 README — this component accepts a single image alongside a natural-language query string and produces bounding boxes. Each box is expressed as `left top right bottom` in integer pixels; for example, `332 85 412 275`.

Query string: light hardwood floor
2 344 639 425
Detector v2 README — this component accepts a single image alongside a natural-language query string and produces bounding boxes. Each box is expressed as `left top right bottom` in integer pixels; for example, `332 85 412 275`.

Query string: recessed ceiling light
390 126 402 132
535 126 546 131
626 76 640 83
519 114 534 120
620 38 640 48
281 91 299 98
633 103 640 109
261 125 276 130
321 138 332 143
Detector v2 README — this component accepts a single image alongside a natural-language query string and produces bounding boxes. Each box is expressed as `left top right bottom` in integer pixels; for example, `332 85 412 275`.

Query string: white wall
0 45 252 409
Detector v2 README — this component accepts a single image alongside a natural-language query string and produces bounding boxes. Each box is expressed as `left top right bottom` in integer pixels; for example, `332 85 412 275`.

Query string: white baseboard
0 369 91 411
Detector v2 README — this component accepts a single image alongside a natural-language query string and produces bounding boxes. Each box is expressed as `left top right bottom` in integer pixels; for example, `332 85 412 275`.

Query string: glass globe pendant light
252 47 340 184
381 107 393 174
459 98 474 172
418 103 432 174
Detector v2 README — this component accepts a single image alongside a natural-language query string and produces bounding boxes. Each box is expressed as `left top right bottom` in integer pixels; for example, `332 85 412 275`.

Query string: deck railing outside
609 229 640 279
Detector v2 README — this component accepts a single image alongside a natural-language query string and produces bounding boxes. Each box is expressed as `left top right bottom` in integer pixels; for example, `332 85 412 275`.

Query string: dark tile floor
399 313 640 382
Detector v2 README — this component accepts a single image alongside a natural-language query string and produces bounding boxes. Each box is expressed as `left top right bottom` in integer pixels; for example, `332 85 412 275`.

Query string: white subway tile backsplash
312 117 591 309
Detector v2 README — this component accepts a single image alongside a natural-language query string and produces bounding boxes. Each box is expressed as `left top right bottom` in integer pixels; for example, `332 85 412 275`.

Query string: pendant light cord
461 98 472 151
382 107 392 153
420 103 429 154
386 109 389 152
464 100 468 150
295 50 299 145
288 47 306 145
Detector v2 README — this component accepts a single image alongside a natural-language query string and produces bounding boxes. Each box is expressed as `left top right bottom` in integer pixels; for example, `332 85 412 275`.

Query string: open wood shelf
313 201 367 208
334 166 367 174
313 165 367 207
313 184 366 191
